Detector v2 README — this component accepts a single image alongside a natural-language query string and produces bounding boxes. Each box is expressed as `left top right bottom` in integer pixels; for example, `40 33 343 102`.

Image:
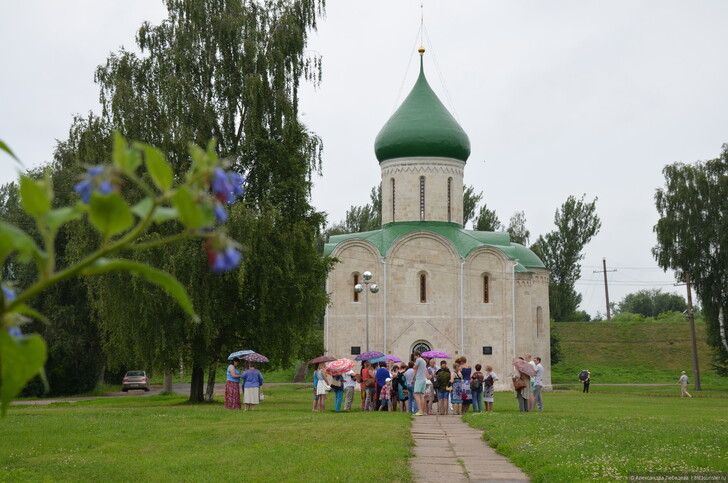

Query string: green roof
323 221 546 272
374 55 471 163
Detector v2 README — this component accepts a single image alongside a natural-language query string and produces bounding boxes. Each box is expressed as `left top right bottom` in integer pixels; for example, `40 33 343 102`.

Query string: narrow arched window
483 275 490 303
353 273 360 302
419 176 426 221
447 177 452 222
537 306 543 337
419 273 427 303
391 178 396 222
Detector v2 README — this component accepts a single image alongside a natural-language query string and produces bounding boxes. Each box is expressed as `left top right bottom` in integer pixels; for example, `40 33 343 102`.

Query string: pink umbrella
325 359 356 375
421 350 451 359
512 358 536 377
386 355 403 363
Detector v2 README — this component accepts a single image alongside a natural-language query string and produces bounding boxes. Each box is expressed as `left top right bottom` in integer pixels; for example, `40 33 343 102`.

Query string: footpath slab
410 414 530 483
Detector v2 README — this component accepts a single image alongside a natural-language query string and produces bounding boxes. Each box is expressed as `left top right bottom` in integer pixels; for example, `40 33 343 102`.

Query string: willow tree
653 145 728 371
86 0 331 401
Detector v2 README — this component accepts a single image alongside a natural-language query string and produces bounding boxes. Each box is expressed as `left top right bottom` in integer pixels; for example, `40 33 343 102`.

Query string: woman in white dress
483 365 499 413
315 363 330 412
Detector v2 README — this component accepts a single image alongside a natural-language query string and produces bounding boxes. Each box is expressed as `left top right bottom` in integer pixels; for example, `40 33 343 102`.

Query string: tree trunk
205 363 218 402
163 371 173 393
188 364 205 403
719 306 728 353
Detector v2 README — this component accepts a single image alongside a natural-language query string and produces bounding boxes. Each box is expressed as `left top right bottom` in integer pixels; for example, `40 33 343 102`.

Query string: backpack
484 374 494 388
470 376 482 391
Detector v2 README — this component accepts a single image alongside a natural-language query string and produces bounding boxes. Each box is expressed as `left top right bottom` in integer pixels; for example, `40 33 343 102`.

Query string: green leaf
0 221 45 267
0 139 23 168
82 258 198 321
138 144 173 192
0 331 47 416
172 187 207 229
112 132 141 174
19 176 52 218
88 192 134 238
44 205 85 232
13 304 51 325
132 198 179 224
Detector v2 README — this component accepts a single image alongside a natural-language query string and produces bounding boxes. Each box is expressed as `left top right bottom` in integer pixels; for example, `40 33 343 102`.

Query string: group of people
312 351 503 414
511 354 545 413
224 357 264 411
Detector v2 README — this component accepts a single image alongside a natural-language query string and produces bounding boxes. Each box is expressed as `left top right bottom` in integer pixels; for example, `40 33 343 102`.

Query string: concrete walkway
410 414 529 482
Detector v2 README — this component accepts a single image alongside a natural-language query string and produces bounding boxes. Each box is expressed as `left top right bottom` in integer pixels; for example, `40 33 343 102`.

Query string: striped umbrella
325 358 356 375
242 352 269 363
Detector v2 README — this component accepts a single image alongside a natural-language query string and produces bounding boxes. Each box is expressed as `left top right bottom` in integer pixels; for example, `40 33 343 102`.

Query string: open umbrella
228 350 254 360
308 355 337 365
369 355 387 364
421 350 451 359
325 358 356 375
386 355 403 363
354 351 385 361
242 352 269 363
512 358 536 377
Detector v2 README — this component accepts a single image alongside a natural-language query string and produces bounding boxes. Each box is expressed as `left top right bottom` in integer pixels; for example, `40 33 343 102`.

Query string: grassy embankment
551 319 726 387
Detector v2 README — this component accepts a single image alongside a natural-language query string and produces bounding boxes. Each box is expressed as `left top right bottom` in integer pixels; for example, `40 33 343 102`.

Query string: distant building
323 48 551 389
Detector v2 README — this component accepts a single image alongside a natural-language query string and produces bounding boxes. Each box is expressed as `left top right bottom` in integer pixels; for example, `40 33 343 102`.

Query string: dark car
122 371 150 392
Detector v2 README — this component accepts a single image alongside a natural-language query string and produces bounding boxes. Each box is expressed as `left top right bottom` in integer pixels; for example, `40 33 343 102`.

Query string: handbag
330 379 342 388
512 377 526 391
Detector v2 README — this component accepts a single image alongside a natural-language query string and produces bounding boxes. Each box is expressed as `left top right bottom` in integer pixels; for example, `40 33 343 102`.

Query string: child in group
424 379 434 414
378 377 393 411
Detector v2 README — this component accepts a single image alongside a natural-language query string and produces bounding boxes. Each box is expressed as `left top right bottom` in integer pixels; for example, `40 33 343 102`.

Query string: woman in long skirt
241 362 264 411
224 358 242 410
450 362 464 415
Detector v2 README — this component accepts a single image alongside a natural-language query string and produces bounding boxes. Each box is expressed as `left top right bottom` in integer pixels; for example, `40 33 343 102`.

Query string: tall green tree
532 195 601 321
653 145 728 369
507 210 530 245
473 203 502 232
83 0 331 401
462 185 482 228
617 289 687 318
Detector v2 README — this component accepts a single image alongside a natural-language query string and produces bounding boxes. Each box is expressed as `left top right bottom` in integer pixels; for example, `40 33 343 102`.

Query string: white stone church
323 48 551 389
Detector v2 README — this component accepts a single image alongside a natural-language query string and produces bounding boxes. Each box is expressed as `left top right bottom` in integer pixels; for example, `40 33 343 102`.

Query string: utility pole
684 273 702 391
593 258 617 320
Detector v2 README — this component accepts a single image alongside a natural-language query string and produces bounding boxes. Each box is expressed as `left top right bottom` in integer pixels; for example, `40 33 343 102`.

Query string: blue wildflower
74 165 113 204
2 285 16 304
8 326 22 338
208 246 241 273
213 203 228 223
211 169 246 204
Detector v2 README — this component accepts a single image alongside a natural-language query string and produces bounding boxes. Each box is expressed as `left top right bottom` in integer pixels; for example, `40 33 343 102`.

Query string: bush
610 312 645 323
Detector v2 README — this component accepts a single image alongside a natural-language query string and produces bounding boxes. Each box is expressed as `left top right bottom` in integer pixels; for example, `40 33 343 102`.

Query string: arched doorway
410 340 432 360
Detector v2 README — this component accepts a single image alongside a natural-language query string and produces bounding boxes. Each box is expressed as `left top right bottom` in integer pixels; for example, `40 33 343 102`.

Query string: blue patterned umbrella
228 350 254 360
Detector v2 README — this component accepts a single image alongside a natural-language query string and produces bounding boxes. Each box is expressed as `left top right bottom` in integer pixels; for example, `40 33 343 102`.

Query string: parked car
122 370 150 392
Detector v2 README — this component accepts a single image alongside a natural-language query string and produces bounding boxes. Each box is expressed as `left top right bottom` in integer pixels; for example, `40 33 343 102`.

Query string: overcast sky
2 1 727 317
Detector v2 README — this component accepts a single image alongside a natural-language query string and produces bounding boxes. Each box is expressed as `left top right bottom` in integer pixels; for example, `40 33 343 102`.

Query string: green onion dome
374 50 471 163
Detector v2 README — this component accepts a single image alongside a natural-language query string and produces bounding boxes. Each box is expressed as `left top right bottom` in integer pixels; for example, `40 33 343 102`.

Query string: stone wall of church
380 157 465 225
325 235 551 392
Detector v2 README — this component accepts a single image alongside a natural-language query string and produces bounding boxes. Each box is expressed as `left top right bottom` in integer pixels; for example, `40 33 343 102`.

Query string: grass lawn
5 384 728 482
2 385 412 482
464 389 728 482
